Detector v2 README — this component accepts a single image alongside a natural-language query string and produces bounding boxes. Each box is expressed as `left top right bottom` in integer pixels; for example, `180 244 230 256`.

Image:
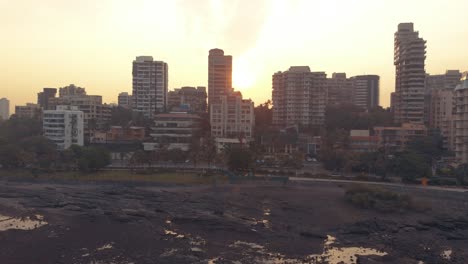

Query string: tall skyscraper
272 66 327 127
208 49 232 106
392 23 427 124
37 88 57 110
132 56 168 117
351 75 380 110
0 98 9 121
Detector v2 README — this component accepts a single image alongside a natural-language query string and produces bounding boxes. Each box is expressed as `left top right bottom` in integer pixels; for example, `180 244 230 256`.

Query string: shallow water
0 214 47 231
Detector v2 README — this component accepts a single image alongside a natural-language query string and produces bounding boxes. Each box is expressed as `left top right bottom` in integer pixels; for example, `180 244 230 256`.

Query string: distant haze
2 0 468 112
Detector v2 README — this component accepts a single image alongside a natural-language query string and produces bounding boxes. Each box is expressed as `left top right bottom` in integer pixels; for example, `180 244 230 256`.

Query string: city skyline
3 0 468 113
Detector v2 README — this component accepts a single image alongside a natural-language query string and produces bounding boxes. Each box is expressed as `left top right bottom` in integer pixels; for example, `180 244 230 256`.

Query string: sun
233 56 256 90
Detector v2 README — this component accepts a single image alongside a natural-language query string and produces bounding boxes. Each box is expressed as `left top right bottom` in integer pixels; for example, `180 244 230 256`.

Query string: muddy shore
0 178 467 264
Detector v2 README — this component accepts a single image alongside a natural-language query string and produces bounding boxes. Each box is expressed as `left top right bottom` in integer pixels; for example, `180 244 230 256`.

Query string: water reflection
0 214 47 231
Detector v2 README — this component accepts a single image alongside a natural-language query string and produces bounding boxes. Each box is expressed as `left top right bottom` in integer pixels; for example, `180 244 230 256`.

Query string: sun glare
233 56 256 90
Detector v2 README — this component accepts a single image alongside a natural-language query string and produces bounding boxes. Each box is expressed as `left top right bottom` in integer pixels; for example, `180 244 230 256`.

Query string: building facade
430 88 455 150
272 66 327 127
118 92 133 109
167 86 207 113
49 93 111 138
43 105 84 150
210 91 254 139
144 112 201 151
208 49 232 106
392 23 427 124
349 130 379 153
37 88 57 110
0 98 9 121
425 70 461 125
327 73 353 106
454 79 468 164
15 103 42 119
374 123 427 151
132 56 168 117
351 75 380 110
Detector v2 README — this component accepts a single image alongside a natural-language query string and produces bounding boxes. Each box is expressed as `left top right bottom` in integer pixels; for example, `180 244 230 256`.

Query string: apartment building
392 23 427 124
425 70 461 125
59 84 86 97
118 92 133 109
272 66 327 127
349 130 379 153
15 103 42 119
132 56 168 117
327 73 353 106
430 88 455 150
0 98 9 120
144 112 201 151
43 105 84 150
454 78 468 164
350 75 380 110
37 88 57 110
208 49 232 106
374 123 427 151
167 86 207 113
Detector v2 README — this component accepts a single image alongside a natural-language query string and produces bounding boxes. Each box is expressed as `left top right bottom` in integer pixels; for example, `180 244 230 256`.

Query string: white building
210 91 255 151
144 112 201 151
43 105 84 150
132 56 168 117
0 98 9 121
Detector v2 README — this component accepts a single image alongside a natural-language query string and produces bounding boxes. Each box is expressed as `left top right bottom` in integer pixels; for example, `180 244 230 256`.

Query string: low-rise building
349 130 379 153
37 88 57 110
144 112 201 151
43 105 84 150
91 126 145 143
374 123 427 151
168 86 207 113
15 103 42 119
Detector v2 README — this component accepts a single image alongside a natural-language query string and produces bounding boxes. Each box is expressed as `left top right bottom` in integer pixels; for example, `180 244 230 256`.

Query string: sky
2 0 468 114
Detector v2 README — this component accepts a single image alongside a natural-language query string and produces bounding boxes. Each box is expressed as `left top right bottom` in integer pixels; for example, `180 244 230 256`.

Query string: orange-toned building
374 123 427 151
91 126 145 143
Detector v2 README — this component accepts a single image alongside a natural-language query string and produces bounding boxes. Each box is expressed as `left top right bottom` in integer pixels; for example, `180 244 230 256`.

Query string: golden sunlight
233 55 256 90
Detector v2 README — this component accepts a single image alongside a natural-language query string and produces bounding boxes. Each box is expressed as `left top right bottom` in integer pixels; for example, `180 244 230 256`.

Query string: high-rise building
350 75 380 110
43 105 84 150
0 98 9 121
15 103 42 119
167 86 207 113
210 92 255 151
425 70 461 125
272 66 327 127
208 49 232 106
392 23 427 124
132 56 168 117
454 78 468 164
430 88 455 150
327 73 353 106
118 92 133 109
37 88 57 110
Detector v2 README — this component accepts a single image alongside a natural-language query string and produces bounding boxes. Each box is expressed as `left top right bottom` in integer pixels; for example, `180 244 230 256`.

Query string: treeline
0 117 110 172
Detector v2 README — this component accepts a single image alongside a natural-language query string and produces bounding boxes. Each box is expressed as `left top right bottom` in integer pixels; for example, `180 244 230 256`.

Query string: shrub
345 184 413 212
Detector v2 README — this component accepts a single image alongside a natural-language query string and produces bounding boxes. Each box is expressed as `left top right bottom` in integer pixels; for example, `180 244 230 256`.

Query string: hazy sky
2 0 468 113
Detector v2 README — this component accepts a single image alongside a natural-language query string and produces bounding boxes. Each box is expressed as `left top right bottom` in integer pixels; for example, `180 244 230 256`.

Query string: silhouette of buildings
15 103 42 119
454 76 468 164
0 98 9 121
327 73 353 106
167 86 207 113
208 49 232 106
350 75 380 110
37 88 57 110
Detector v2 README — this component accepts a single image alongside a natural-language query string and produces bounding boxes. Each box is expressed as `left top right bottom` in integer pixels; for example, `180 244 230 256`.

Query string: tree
393 151 431 182
226 146 253 173
201 136 217 166
76 146 111 172
255 100 272 132
0 116 42 141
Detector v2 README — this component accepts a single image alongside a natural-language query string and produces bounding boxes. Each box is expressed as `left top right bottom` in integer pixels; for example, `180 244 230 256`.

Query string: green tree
76 146 111 172
226 146 253 173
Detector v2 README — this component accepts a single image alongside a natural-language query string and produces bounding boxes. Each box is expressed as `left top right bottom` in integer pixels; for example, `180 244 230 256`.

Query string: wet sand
0 179 467 263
